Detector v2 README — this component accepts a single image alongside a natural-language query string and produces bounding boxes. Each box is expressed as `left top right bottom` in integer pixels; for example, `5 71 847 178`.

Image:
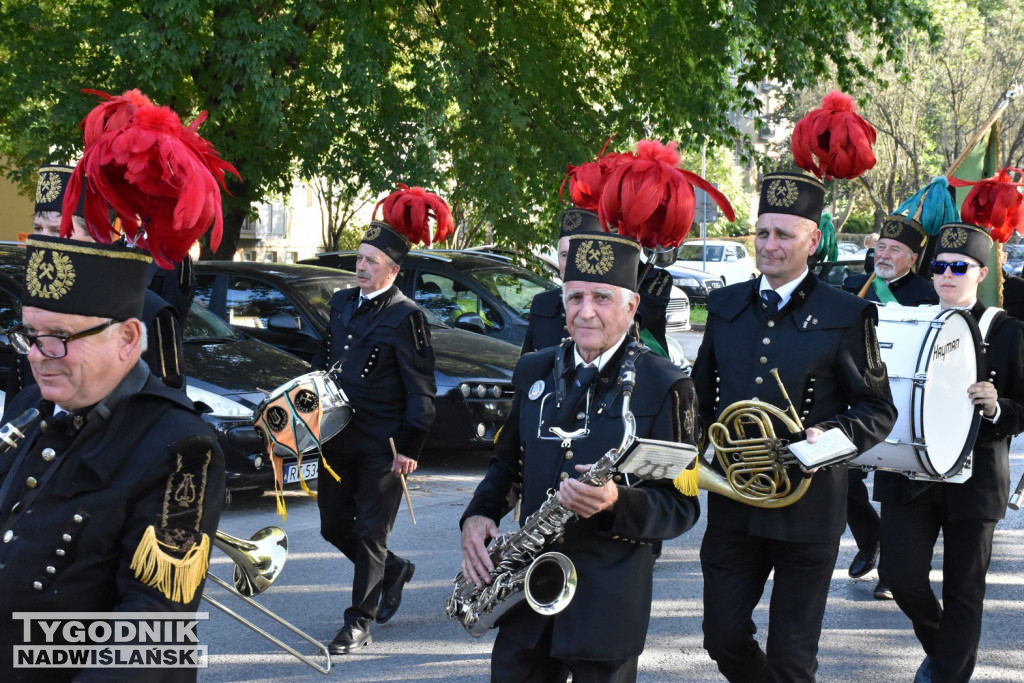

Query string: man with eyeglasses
874 222 1024 682
842 215 938 601
0 235 224 679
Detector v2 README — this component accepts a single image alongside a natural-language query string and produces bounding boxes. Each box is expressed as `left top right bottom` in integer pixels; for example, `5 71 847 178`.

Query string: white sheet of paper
788 428 857 469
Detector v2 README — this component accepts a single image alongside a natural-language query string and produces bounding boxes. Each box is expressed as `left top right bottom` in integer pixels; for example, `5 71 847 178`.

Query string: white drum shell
850 304 981 481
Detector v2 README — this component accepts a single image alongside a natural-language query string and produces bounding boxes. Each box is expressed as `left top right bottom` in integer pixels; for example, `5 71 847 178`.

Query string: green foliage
843 213 875 234
0 0 932 257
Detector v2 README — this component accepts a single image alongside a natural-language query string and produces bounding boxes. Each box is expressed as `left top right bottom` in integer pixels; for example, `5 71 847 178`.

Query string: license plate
283 460 319 484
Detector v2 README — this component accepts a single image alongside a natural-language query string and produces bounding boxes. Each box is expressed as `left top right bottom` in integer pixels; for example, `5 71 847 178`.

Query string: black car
192 261 519 452
813 255 868 288
0 242 309 495
302 250 558 347
664 264 725 306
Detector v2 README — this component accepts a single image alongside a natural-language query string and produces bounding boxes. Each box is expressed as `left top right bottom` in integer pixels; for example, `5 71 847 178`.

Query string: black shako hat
24 235 152 321
361 221 411 264
879 214 928 254
35 164 85 216
563 233 641 291
758 171 826 224
558 207 604 240
935 222 993 267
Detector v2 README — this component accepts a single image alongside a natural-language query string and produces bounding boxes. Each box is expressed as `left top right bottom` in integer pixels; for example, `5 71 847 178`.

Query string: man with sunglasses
842 215 938 600
874 222 1024 682
0 235 224 680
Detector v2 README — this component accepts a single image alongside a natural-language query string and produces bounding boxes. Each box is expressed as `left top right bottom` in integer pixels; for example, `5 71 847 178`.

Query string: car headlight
673 276 699 288
186 385 254 419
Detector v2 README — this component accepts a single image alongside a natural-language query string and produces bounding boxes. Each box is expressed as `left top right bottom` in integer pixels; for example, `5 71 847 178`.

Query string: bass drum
253 371 352 457
851 304 982 481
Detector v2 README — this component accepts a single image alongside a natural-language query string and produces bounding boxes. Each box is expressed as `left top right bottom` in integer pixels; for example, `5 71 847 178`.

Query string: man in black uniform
460 232 700 683
694 170 896 682
312 219 437 655
521 207 604 354
842 214 938 599
0 236 224 682
875 222 1024 683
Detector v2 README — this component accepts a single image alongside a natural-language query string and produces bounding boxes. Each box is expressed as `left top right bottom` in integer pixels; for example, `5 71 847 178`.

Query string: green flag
950 121 1001 306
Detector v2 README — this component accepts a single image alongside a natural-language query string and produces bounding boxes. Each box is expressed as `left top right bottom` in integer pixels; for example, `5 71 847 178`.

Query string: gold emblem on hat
575 239 614 275
940 227 968 250
766 179 799 208
26 250 76 300
562 211 583 233
364 224 382 242
881 220 904 240
35 172 63 205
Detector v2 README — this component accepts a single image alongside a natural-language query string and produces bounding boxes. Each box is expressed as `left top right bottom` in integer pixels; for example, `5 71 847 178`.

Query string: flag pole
946 81 1020 177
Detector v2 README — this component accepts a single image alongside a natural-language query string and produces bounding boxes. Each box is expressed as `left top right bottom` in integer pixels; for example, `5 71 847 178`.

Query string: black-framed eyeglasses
930 260 980 276
6 319 116 358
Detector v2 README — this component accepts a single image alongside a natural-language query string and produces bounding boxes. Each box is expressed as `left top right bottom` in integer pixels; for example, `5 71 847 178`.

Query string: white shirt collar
573 332 629 372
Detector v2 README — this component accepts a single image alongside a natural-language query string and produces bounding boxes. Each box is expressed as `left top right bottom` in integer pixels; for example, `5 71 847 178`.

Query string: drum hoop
909 308 984 477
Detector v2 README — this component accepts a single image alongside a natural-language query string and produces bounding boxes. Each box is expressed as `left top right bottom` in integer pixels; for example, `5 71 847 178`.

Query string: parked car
664 264 725 306
192 261 520 452
0 241 307 494
1003 243 1024 277
836 241 862 257
302 250 557 348
813 255 868 289
675 240 758 285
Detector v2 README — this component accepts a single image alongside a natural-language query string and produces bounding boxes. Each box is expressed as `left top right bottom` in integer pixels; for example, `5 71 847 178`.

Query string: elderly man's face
355 243 399 296
873 238 918 281
564 281 639 363
754 213 820 288
22 307 132 410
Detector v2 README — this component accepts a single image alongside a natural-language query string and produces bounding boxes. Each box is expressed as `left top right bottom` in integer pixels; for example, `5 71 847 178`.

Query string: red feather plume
373 184 453 246
791 91 877 181
951 167 1024 243
559 136 631 212
61 89 241 268
598 140 735 249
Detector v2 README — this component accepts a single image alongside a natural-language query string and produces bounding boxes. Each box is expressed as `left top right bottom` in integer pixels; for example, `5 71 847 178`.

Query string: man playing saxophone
460 230 700 683
693 169 897 682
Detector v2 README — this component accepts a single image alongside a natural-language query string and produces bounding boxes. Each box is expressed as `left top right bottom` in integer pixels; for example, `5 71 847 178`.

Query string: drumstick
389 438 417 525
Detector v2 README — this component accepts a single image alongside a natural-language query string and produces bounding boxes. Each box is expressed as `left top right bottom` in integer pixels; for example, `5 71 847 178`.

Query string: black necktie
762 289 781 318
555 364 598 428
575 364 598 387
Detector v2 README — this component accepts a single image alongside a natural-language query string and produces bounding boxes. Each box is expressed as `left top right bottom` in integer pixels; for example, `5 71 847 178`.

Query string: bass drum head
914 309 983 476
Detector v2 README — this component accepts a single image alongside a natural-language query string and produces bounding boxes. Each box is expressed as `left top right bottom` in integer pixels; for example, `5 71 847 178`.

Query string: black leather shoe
376 560 415 624
873 580 893 600
848 543 880 578
328 622 372 655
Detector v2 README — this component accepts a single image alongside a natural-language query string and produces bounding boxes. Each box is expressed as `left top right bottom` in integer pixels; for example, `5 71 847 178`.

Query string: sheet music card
788 428 857 469
617 438 699 481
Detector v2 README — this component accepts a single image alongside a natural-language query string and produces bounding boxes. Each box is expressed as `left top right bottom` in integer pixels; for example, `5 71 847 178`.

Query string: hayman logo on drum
11 612 208 669
932 337 960 363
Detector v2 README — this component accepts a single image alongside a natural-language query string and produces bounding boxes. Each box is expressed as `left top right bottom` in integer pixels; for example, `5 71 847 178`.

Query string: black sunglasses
930 260 980 276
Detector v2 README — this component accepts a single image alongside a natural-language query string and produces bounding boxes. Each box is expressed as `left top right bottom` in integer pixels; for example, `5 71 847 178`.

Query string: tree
0 1 932 256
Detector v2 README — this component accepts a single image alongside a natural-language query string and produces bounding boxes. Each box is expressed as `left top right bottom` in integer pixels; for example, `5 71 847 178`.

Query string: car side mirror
454 313 487 335
267 313 301 331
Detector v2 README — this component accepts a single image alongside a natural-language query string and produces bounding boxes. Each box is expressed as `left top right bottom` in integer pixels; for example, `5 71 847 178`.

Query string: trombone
204 527 332 674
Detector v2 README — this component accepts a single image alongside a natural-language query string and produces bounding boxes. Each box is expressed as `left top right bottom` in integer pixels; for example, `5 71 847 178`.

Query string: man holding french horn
693 169 897 682
874 222 1024 683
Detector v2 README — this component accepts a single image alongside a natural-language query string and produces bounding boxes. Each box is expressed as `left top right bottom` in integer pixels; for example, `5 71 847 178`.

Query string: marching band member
693 169 897 682
311 186 447 655
842 214 938 599
875 222 1024 682
460 230 700 682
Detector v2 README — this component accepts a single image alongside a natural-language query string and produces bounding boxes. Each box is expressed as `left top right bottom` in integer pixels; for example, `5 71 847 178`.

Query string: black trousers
880 493 996 683
491 620 639 683
846 469 881 553
701 527 839 683
318 450 404 626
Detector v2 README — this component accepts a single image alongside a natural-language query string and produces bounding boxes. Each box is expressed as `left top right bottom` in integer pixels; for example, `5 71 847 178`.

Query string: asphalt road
197 331 1024 682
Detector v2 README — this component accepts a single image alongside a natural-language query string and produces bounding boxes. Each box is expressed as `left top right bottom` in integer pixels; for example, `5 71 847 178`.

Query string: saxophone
445 350 640 637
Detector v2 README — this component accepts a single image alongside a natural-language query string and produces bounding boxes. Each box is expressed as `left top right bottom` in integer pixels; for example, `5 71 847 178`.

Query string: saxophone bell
524 551 577 616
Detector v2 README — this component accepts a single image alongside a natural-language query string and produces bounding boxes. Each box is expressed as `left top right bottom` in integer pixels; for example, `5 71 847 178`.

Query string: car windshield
678 244 723 262
467 266 555 318
185 302 242 341
296 277 446 327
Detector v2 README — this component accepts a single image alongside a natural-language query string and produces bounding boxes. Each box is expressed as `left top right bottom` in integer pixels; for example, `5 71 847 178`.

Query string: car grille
666 297 690 330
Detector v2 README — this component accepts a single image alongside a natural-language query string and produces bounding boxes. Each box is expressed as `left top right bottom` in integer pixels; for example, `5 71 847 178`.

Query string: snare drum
253 371 352 458
850 304 982 481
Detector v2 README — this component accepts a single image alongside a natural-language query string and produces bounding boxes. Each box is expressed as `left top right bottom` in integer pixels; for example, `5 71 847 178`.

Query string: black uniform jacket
462 340 700 660
844 271 939 306
874 303 1024 520
693 274 897 542
1002 274 1024 319
312 285 436 459
521 288 567 354
0 362 225 682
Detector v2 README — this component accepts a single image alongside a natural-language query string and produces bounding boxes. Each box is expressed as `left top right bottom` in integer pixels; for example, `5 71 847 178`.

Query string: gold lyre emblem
26 250 76 300
574 239 614 276
174 473 197 507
